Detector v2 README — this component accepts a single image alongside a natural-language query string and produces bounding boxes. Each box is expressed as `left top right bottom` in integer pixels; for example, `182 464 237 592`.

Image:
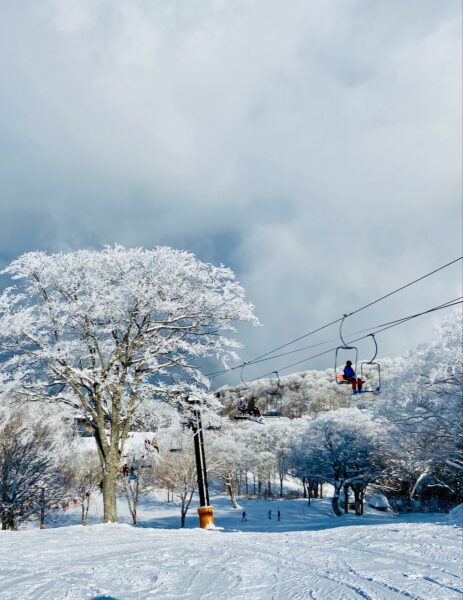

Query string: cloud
0 0 461 383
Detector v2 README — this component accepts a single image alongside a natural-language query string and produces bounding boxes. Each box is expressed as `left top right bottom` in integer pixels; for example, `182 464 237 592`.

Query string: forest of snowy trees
0 248 461 530
211 312 463 515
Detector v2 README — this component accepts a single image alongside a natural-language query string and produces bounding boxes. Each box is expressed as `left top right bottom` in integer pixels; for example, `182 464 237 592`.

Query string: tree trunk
39 488 46 529
180 493 187 528
225 475 238 508
102 465 118 523
344 485 349 514
353 488 362 516
332 481 342 517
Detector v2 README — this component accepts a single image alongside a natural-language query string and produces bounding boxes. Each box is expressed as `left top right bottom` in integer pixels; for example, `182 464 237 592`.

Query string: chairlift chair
206 421 222 431
265 371 282 417
335 315 359 386
359 334 381 394
169 433 183 453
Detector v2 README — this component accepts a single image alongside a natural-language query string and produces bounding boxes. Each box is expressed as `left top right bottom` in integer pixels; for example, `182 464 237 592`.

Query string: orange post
198 505 215 528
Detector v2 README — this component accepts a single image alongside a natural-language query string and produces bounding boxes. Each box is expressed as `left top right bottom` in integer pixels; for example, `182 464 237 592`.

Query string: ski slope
0 497 461 599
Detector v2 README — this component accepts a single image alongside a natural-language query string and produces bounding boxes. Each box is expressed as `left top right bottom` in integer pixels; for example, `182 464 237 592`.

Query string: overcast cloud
0 0 461 385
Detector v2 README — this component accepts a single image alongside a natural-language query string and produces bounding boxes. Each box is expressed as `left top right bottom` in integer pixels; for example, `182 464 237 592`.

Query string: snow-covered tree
118 455 157 526
155 442 198 528
68 451 102 525
377 310 463 508
0 246 257 522
289 408 387 516
207 425 253 507
0 409 68 530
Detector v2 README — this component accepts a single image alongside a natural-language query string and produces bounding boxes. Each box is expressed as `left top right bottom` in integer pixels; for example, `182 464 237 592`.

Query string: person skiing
343 361 364 393
277 510 281 521
241 510 247 521
122 463 129 477
268 510 272 519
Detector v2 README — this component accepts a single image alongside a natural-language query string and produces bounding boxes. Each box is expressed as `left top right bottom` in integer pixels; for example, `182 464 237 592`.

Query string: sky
0 0 461 386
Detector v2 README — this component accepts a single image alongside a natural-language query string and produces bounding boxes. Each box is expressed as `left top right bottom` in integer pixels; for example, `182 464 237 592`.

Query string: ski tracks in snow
0 521 461 599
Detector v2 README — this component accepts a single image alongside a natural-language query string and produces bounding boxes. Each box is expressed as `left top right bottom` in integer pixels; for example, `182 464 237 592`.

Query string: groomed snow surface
0 495 461 600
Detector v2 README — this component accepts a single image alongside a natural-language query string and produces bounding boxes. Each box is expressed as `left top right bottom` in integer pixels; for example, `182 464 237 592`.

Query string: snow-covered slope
0 496 461 599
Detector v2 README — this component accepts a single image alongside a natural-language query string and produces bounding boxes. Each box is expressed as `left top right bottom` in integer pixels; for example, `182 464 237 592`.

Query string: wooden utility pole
185 400 215 528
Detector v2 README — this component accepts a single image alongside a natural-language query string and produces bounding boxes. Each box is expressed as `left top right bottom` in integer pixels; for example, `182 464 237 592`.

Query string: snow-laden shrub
367 494 391 511
448 504 463 527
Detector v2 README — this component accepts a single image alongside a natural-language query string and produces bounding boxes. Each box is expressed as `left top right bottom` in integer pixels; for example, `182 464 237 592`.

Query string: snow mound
448 503 463 527
367 494 390 511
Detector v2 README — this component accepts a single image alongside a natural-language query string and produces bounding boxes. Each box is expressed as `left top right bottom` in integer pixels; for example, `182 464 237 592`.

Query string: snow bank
448 503 463 527
367 493 391 511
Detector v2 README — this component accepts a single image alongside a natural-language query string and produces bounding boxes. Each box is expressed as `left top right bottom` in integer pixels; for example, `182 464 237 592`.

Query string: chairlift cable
209 295 462 379
250 297 462 381
205 257 462 378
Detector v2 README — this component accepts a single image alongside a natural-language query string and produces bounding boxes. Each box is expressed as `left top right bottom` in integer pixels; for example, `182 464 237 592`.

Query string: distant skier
268 510 272 519
277 510 281 521
122 463 129 477
242 510 247 522
343 361 364 393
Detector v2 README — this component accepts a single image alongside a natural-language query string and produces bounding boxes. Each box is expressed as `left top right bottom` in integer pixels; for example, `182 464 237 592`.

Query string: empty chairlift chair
265 371 282 416
359 334 381 394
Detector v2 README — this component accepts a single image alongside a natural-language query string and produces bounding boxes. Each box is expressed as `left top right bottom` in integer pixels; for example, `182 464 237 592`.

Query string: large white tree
0 246 257 522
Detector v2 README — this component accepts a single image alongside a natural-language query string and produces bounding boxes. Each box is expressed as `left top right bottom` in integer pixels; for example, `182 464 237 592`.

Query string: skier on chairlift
238 397 247 414
343 361 364 393
247 397 261 417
